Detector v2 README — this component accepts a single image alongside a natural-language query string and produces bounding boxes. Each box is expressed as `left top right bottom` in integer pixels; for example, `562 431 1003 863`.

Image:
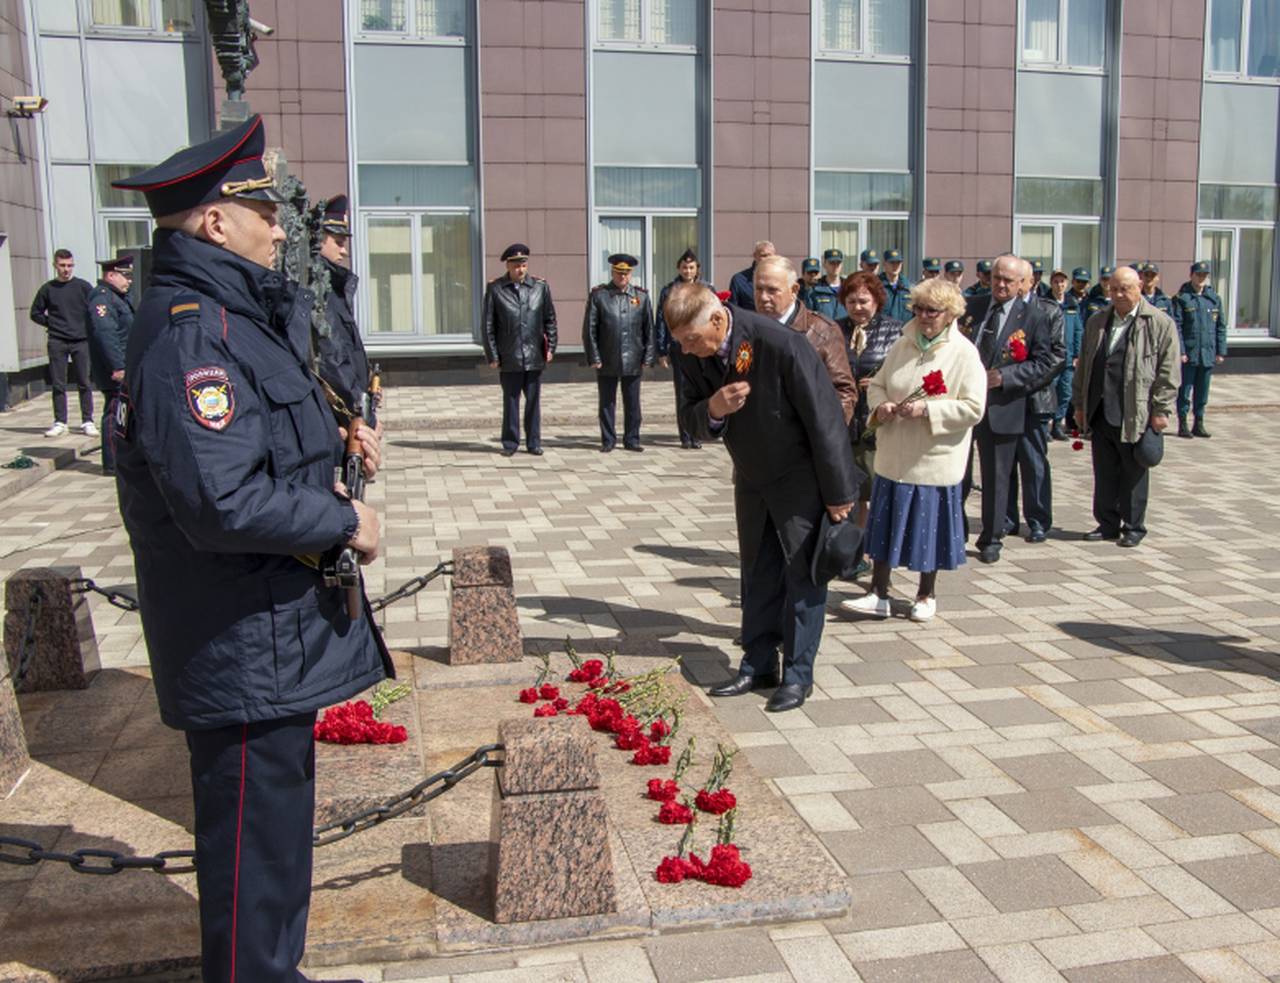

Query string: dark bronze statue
204 0 259 101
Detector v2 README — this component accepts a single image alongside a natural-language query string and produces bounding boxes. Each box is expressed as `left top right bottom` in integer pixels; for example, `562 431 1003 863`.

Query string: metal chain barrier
70 577 141 613
0 742 503 876
11 587 42 684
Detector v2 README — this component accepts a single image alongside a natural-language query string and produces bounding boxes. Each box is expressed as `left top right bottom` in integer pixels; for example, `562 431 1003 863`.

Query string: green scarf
914 323 950 353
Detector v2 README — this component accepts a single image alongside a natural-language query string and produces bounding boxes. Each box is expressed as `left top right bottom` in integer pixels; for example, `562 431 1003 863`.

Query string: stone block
0 666 29 797
490 716 617 923
448 547 522 664
3 568 101 693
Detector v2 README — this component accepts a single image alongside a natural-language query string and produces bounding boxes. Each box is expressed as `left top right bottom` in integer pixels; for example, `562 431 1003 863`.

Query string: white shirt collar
776 301 797 325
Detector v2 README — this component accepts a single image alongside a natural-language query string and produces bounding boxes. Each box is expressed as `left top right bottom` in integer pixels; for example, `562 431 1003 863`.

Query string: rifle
368 363 382 428
323 419 366 620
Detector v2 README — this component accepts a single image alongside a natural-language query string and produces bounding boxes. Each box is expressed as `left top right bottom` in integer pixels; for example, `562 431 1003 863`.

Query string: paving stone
964 699 1065 728
822 827 950 876
1110 715 1215 744
1142 912 1273 952
836 662 922 686
856 948 999 982
995 753 1111 791
802 698 895 728
960 855 1102 912
1184 853 1280 912
1148 792 1274 836
1156 671 1247 698
1137 756 1256 794
989 789 1116 833
827 872 940 932
1062 955 1202 982
740 743 814 779
1032 927 1165 970
1055 680 1148 707
834 785 955 829
954 665 1045 689
645 927 787 983
846 749 961 788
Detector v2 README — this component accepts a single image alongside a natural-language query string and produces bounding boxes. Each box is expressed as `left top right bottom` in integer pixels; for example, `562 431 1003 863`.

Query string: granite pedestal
0 660 29 797
448 546 522 664
489 716 617 923
2 567 101 694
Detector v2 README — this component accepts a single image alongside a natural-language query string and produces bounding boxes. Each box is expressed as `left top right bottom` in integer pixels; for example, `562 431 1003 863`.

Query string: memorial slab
447 546 522 664
2 568 101 694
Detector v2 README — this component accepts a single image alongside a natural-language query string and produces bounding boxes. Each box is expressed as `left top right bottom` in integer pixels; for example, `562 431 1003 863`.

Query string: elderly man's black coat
962 294 1059 434
676 306 860 573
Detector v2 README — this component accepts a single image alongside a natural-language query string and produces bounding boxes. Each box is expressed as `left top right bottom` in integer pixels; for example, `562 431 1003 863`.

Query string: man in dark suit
961 254 1058 564
664 283 859 712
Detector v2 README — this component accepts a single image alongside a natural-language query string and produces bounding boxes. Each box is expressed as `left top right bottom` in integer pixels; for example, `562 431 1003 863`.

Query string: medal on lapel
734 341 753 376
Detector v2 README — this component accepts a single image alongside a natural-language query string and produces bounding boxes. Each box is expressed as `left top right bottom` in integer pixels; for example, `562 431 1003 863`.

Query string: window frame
591 209 701 289
1204 0 1280 83
82 0 201 37
812 212 911 272
1196 219 1276 336
351 0 469 45
815 0 911 64
592 0 698 53
1017 0 1106 74
1013 217 1102 278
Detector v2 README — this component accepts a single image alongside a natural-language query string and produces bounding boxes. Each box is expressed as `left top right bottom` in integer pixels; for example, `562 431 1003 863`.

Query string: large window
358 0 467 38
597 0 697 46
96 164 153 254
362 213 473 336
819 0 910 58
89 0 197 32
1199 184 1277 336
1015 178 1102 277
1021 0 1106 69
1208 0 1280 78
815 172 909 270
596 214 699 291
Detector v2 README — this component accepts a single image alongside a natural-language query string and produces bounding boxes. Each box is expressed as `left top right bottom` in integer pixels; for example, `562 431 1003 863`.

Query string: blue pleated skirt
864 476 967 572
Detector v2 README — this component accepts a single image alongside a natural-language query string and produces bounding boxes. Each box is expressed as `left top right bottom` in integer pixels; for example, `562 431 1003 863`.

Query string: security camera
8 96 48 118
248 18 275 37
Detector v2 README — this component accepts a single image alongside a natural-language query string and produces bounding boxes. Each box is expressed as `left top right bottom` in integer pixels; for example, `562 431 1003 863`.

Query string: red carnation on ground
655 855 693 883
700 844 753 887
647 778 679 802
658 800 694 824
538 683 560 701
921 370 947 396
315 700 408 745
533 703 558 717
614 726 647 751
632 742 672 766
552 697 569 711
695 788 737 815
517 687 539 704
649 719 672 742
567 658 605 682
1072 439 1084 451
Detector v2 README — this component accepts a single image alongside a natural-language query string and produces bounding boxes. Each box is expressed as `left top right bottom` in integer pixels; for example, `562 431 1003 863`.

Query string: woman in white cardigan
841 278 987 622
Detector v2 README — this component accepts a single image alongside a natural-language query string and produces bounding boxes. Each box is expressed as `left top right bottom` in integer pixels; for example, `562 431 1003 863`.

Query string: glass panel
651 0 698 45
1023 0 1059 62
96 165 150 209
594 167 701 208
653 215 699 293
1210 0 1244 72
1247 0 1280 76
1198 184 1279 221
1237 226 1273 331
594 52 698 165
1015 177 1104 216
420 213 473 335
91 0 152 27
820 221 860 266
353 45 470 162
822 0 860 52
598 216 644 285
868 0 910 56
361 0 407 32
1200 228 1235 328
161 0 197 31
106 217 151 254
358 165 476 207
1066 0 1105 67
416 0 467 38
1061 222 1100 280
37 0 80 31
599 0 642 40
1018 224 1056 272
366 217 414 334
814 171 912 212
866 218 907 263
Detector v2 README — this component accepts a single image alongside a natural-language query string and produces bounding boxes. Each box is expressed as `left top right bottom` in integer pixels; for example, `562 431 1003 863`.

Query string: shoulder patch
171 302 200 317
95 303 107 319
184 366 235 431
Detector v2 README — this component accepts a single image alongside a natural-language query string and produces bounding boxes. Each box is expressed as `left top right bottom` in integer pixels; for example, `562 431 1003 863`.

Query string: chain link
0 742 502 876
70 577 141 613
12 588 42 683
367 561 453 614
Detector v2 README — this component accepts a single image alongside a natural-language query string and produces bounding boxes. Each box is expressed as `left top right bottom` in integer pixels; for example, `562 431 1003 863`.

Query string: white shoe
910 597 937 622
840 592 891 618
81 420 99 437
44 422 67 437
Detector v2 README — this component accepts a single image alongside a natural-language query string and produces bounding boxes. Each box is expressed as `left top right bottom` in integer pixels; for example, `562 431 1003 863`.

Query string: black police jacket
482 273 558 371
116 230 391 731
317 258 371 417
86 280 133 392
584 282 654 377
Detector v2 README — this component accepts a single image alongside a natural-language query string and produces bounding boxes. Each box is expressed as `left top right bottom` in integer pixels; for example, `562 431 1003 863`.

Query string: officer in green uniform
859 249 880 275
920 257 941 280
803 256 840 319
1084 265 1114 322
1172 260 1227 438
943 260 965 287
964 259 992 297
879 248 912 323
1140 262 1173 318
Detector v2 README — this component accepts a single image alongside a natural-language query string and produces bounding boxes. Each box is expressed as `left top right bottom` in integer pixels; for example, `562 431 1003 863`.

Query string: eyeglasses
912 306 945 317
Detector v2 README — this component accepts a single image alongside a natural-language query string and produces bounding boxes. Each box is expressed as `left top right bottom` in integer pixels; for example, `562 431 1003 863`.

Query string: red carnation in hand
921 370 947 396
647 778 679 802
1072 439 1084 451
538 683 560 701
695 788 737 815
533 703 558 717
655 855 692 883
658 800 694 824
518 687 539 704
1008 338 1028 362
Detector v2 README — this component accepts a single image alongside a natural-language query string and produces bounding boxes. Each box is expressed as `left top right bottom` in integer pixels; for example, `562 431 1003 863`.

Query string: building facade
1 0 1277 390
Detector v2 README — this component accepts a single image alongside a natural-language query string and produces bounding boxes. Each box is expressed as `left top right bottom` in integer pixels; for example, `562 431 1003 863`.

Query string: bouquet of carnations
867 369 947 432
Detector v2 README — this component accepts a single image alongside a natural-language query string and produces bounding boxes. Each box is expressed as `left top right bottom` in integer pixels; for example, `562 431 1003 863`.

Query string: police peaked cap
608 253 639 271
98 255 134 273
976 259 993 273
501 243 531 262
801 257 821 273
922 257 941 271
944 260 964 273
111 114 284 218
860 250 880 264
823 248 844 263
320 194 351 235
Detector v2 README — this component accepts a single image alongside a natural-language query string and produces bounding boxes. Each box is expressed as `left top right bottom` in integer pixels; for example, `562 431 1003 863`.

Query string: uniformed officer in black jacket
482 242 558 455
85 255 135 474
584 253 654 452
315 194 373 426
110 115 387 983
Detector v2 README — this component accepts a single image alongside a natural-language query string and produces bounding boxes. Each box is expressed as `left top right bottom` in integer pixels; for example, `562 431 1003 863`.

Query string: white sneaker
840 592 891 618
910 597 937 622
44 421 67 437
81 420 99 437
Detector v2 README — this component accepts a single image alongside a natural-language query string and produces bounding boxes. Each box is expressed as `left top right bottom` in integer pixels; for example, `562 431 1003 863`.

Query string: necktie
979 302 1003 367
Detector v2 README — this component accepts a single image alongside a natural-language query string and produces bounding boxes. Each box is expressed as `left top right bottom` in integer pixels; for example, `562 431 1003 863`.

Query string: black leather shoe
1177 418 1192 438
765 684 812 713
1082 527 1120 542
978 544 1002 564
624 444 644 452
1192 422 1211 438
528 447 544 455
501 448 517 457
1118 529 1145 548
708 672 779 698
1050 420 1067 441
1026 528 1047 544
689 440 702 449
601 444 614 453
680 439 692 449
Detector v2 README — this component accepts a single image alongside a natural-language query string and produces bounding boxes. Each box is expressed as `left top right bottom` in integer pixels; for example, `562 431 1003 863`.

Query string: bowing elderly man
664 283 860 712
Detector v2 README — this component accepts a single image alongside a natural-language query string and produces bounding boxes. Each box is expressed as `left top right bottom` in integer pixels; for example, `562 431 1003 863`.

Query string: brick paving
5 374 1280 982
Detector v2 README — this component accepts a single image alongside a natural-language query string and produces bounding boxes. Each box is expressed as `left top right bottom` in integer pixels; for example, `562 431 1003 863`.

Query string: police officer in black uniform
482 242 558 456
85 255 135 474
111 115 388 983
584 253 654 452
315 194 373 426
